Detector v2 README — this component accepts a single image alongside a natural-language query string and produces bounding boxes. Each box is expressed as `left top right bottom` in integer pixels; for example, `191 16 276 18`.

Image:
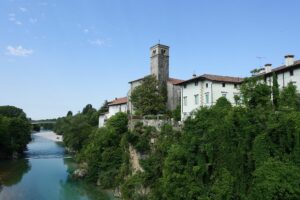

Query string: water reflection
0 132 114 200
0 159 31 187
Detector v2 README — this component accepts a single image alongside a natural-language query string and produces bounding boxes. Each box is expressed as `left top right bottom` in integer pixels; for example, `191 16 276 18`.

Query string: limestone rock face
73 168 87 179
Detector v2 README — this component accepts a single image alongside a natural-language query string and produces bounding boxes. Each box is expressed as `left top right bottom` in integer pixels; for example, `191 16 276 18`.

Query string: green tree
240 77 272 109
250 159 300 200
80 112 128 187
130 75 166 115
67 111 73 117
98 100 109 114
280 82 300 110
62 114 93 151
172 105 181 121
0 106 31 158
272 73 280 109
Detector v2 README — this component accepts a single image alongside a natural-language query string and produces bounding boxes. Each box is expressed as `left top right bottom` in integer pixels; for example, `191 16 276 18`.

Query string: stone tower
150 44 169 85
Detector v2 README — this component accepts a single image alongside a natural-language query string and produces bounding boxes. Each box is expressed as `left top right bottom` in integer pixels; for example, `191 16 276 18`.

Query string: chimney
264 64 272 73
285 55 295 66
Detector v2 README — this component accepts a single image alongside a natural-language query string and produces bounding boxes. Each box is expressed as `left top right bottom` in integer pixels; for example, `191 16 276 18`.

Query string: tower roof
150 43 169 49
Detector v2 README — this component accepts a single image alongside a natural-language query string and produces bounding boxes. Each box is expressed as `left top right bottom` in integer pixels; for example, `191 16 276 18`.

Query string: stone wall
128 117 181 131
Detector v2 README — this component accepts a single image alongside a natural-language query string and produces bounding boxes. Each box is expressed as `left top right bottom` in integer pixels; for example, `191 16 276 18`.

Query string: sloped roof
177 74 244 85
266 60 300 75
108 97 128 106
168 78 185 85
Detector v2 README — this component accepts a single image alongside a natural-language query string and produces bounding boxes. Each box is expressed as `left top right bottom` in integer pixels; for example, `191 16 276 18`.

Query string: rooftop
266 60 300 75
177 74 244 85
108 97 128 106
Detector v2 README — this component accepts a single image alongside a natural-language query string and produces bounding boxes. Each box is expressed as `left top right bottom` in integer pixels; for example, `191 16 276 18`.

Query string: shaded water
0 132 115 200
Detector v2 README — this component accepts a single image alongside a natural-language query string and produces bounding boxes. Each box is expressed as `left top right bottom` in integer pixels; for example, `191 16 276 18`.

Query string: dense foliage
54 104 100 152
79 112 129 188
55 76 300 200
54 102 130 189
0 106 31 158
119 77 300 200
130 75 167 115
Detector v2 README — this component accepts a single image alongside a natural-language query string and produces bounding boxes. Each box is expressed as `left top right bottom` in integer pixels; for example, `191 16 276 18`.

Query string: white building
98 97 128 127
178 55 300 121
256 55 300 90
177 74 243 120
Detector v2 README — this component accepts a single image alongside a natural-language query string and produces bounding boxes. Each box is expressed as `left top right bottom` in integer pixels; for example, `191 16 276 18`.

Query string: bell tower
150 44 169 85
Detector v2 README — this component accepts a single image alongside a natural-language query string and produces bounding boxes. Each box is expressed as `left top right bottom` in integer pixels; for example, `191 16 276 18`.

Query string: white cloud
29 18 37 24
15 21 22 25
88 39 106 47
83 29 89 33
6 46 33 57
8 13 15 21
19 7 28 12
8 13 22 25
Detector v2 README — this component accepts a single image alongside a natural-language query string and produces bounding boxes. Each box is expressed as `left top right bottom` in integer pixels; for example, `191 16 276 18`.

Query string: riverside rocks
73 168 87 179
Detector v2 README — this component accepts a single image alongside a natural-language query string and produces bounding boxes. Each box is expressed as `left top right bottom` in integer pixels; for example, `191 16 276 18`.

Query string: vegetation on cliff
120 75 300 200
56 75 300 200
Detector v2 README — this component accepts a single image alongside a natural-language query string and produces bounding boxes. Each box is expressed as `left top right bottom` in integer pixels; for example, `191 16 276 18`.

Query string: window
205 93 209 104
195 81 198 86
194 94 199 105
290 70 294 76
183 96 187 106
206 83 208 88
234 84 237 88
222 92 227 98
222 83 226 87
184 84 187 88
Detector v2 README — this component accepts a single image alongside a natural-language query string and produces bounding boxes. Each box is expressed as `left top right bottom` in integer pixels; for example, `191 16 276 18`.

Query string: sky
1 0 300 120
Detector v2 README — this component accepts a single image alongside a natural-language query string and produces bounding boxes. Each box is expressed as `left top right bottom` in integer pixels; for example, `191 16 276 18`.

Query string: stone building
128 44 184 114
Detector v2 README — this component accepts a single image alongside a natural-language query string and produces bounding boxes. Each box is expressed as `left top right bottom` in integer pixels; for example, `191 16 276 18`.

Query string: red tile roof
108 97 128 106
177 74 244 85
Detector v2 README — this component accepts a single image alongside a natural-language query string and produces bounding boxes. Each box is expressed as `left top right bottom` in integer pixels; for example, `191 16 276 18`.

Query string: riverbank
34 131 63 142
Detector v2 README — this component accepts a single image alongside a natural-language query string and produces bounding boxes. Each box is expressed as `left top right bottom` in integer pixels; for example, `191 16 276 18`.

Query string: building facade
177 55 300 121
177 74 243 120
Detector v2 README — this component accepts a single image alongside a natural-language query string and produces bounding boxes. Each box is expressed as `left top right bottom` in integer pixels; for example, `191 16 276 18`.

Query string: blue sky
1 0 300 119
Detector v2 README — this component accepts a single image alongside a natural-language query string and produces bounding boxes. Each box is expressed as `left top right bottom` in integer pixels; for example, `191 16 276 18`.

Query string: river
0 131 115 200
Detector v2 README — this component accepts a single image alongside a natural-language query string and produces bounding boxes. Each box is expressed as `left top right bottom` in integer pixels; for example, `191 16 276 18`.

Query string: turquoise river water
0 131 115 200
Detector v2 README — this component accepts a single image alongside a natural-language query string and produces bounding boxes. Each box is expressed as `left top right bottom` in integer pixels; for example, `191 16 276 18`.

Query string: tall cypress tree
272 73 280 109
